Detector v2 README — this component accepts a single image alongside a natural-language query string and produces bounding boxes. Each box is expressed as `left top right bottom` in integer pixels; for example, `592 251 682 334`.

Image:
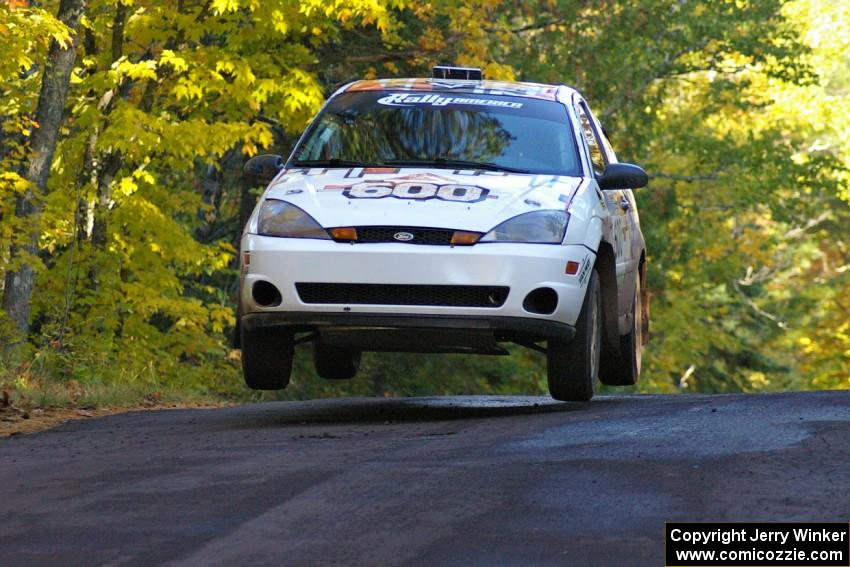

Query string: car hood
263 167 583 233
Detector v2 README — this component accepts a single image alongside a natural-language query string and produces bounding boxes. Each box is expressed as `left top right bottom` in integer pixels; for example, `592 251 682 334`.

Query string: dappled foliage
490 0 850 393
0 0 847 404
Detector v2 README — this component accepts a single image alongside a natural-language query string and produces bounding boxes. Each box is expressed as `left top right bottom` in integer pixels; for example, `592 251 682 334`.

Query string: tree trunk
89 1 127 247
90 151 121 247
2 0 87 337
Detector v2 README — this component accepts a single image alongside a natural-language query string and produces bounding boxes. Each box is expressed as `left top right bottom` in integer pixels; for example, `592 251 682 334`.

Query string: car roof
341 78 579 103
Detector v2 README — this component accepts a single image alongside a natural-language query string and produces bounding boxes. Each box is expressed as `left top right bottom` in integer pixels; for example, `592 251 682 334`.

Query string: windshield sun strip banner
346 78 560 101
376 93 523 109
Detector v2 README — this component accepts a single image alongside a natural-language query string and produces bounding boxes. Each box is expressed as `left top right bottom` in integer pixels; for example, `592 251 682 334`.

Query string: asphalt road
1 391 849 566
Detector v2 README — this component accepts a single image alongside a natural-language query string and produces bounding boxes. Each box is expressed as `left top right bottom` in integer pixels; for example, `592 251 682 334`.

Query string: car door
574 101 632 290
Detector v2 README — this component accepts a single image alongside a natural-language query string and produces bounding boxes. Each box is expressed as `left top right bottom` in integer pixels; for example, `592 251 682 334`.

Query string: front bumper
242 234 594 316
240 234 595 354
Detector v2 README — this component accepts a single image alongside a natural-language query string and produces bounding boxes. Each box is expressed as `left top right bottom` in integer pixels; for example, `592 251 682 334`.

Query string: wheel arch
595 241 621 355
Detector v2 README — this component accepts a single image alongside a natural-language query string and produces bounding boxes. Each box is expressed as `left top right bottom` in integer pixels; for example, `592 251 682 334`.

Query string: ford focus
237 66 650 401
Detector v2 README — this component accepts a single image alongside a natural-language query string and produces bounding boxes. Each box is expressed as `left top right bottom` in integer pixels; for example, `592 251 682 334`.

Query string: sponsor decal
377 93 523 109
285 167 401 179
283 168 328 176
343 181 489 203
577 254 592 286
452 169 510 177
326 172 493 203
362 167 400 175
344 167 400 178
324 172 448 190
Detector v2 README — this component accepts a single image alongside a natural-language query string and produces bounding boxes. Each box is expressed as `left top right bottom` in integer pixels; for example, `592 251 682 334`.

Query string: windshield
291 91 581 175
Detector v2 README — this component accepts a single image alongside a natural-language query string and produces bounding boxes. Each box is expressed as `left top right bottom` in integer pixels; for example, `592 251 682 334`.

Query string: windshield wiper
384 158 530 174
291 158 379 168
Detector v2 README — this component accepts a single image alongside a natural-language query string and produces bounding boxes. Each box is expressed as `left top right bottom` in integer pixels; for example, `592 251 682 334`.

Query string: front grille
296 283 509 308
351 227 459 245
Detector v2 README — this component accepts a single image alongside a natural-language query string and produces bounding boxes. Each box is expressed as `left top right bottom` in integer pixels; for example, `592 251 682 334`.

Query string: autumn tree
2 0 85 348
0 0 847 402
490 0 849 392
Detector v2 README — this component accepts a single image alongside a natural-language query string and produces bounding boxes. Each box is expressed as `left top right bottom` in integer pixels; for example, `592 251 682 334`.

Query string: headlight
257 200 330 239
479 210 569 244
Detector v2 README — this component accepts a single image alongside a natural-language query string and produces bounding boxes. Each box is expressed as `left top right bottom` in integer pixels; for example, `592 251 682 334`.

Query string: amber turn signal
450 231 481 245
330 227 358 241
565 261 580 275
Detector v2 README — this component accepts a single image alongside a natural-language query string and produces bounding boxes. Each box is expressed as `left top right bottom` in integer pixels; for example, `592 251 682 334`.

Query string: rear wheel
599 276 642 386
241 326 293 390
547 269 601 402
313 338 361 380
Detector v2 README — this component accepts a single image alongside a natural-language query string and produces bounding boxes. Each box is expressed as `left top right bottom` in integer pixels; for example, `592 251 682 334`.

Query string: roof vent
432 66 483 81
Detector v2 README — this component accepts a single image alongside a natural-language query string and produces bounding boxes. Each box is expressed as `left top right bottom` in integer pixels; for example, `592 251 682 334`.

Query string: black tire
241 326 293 390
547 269 601 402
313 338 361 380
599 275 642 386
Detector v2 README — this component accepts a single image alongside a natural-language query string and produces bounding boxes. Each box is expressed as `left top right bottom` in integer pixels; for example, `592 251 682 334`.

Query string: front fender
563 180 604 251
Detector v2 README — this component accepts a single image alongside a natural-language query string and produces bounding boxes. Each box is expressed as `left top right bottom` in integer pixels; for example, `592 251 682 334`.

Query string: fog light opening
252 280 282 307
523 287 558 315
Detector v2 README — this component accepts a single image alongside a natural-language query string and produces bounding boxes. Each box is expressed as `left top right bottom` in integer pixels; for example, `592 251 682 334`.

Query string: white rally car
237 66 649 401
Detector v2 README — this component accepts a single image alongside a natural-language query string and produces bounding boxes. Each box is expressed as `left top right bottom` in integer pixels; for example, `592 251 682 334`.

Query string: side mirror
597 163 648 190
243 154 283 185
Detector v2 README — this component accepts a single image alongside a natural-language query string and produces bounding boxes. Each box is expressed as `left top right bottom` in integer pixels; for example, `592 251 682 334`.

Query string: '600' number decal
343 182 489 203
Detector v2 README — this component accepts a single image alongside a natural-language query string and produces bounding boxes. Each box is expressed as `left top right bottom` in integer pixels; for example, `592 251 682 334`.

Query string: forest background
1 0 848 408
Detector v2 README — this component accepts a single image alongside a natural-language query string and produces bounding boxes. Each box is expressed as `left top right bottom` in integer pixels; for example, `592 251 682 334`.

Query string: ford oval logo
393 231 415 242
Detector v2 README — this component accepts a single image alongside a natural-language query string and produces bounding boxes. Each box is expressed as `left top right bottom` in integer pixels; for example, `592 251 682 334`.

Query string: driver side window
576 103 606 176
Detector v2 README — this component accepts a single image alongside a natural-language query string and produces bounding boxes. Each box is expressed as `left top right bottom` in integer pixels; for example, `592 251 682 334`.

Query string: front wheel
599 275 642 386
241 326 294 390
547 269 601 402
